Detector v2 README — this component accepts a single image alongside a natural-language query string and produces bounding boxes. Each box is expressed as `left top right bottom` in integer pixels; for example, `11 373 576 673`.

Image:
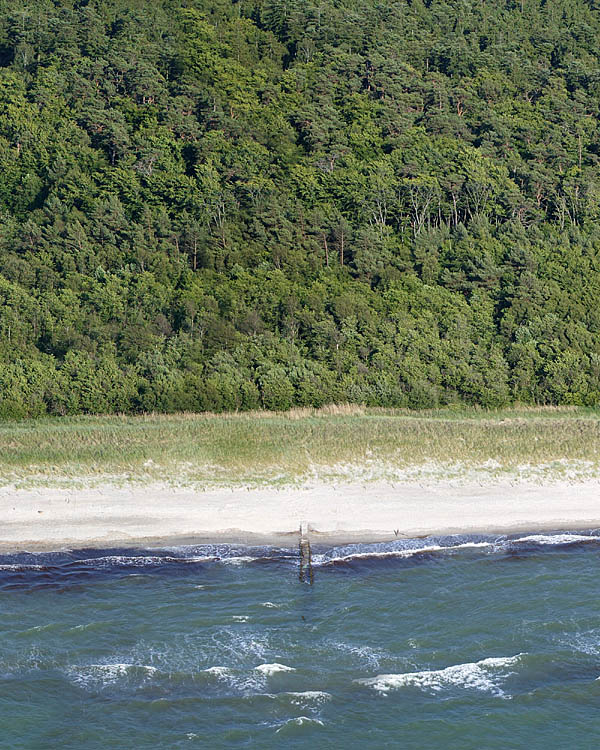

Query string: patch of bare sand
1 478 599 551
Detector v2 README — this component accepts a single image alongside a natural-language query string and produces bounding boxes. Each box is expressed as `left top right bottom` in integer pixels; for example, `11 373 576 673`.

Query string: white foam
203 666 231 677
232 615 249 622
330 641 387 670
312 545 444 565
68 622 105 633
261 602 281 608
255 663 296 676
78 556 166 567
562 630 600 656
313 541 494 566
220 556 257 565
22 622 59 634
76 555 217 567
355 654 523 697
513 534 597 545
213 631 269 661
202 665 264 693
67 662 158 689
313 532 600 566
275 717 324 733
286 691 331 706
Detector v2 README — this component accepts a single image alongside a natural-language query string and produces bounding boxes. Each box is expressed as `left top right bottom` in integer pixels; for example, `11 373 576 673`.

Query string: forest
2 0 600 416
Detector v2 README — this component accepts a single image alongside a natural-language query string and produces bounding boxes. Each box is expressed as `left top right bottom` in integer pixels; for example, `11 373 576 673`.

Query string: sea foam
286 691 331 706
355 654 523 697
312 538 497 566
275 717 325 733
512 534 598 546
66 662 158 689
255 663 296 676
203 666 231 677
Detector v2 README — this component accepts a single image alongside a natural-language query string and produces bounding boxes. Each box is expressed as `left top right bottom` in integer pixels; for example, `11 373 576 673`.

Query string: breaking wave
255 663 296 676
312 531 600 567
355 654 524 697
274 717 325 733
1 530 599 590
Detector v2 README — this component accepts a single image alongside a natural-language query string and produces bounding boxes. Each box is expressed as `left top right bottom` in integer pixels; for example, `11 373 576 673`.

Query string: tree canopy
2 0 600 416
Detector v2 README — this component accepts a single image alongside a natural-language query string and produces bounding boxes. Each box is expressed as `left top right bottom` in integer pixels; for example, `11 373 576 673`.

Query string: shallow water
2 533 600 748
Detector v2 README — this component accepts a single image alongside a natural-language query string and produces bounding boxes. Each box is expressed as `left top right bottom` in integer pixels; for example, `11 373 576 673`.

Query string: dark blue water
2 533 600 748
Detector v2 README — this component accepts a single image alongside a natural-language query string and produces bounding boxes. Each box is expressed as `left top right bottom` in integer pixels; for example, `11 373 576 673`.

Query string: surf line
299 521 314 585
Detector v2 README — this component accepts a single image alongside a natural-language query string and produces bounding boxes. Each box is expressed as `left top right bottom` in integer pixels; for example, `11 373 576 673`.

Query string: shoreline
1 479 600 552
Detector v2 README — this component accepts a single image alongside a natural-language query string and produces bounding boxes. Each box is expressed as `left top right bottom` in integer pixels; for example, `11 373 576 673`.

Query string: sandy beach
1 479 600 550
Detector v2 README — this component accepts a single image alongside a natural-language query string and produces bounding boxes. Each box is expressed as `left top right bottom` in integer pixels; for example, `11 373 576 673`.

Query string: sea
2 532 600 749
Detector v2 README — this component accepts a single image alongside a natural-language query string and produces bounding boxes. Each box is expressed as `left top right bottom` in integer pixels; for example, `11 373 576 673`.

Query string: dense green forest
2 0 600 416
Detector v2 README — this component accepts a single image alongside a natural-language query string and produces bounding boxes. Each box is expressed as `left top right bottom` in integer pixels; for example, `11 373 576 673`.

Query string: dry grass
1 406 600 488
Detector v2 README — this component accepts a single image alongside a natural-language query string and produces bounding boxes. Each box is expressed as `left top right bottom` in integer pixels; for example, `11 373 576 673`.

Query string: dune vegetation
2 406 600 488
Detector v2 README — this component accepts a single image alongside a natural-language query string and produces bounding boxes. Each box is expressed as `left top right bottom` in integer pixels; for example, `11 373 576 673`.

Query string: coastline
1 479 600 552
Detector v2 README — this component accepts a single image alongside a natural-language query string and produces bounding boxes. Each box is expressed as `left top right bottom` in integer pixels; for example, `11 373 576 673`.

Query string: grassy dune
1 406 600 488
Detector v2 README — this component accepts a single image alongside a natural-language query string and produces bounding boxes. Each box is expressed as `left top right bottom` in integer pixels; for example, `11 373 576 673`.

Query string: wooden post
299 521 313 584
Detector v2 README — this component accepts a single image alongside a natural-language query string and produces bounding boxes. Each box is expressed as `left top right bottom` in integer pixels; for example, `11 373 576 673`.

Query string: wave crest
255 662 295 676
355 654 524 697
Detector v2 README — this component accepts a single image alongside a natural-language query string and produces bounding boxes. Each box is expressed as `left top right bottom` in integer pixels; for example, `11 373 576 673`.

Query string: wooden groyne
299 521 313 584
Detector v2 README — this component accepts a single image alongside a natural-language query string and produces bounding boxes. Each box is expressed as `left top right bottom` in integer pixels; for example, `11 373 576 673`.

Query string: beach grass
1 405 600 488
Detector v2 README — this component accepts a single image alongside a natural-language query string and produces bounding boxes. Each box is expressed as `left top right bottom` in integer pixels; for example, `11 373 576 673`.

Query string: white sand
1 479 600 550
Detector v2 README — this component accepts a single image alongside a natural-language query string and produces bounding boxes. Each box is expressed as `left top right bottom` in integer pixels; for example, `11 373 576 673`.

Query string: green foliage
1 0 600 416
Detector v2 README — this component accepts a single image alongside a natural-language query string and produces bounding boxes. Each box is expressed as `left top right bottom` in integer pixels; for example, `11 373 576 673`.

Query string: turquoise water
2 533 600 748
